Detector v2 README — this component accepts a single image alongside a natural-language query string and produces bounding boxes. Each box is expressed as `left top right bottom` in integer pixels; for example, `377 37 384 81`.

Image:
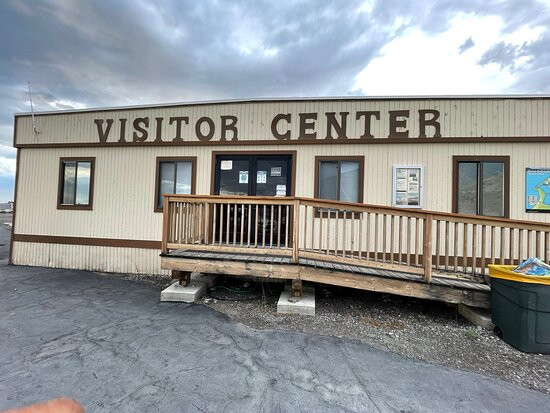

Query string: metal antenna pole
27 81 38 134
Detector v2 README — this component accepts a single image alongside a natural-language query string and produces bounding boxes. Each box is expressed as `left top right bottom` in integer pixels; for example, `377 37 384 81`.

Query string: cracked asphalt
1 221 549 412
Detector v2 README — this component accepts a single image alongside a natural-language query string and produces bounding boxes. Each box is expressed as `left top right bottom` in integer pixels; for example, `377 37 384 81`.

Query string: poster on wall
392 166 424 208
526 168 550 213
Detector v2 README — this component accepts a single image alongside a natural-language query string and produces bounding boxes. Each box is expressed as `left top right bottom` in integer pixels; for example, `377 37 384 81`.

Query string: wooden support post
423 214 433 283
292 279 302 298
172 270 191 286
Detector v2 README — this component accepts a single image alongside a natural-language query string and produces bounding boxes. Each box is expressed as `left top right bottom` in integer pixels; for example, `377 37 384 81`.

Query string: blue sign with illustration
526 168 550 212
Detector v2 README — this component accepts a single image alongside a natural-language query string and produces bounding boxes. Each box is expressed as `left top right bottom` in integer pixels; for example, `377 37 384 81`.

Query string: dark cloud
459 37 475 54
0 0 549 152
479 41 530 69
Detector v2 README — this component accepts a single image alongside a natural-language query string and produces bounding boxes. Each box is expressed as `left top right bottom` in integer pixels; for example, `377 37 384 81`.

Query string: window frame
452 155 510 218
57 157 95 210
154 156 197 212
314 156 364 204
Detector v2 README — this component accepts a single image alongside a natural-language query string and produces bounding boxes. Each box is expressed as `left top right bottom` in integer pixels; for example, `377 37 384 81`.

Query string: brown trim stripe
14 136 550 149
13 234 161 249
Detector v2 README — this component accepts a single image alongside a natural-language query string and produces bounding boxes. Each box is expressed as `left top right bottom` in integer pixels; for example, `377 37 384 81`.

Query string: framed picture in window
392 165 424 208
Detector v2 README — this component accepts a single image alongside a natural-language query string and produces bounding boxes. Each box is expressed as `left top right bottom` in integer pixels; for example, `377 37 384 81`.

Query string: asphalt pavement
1 221 549 412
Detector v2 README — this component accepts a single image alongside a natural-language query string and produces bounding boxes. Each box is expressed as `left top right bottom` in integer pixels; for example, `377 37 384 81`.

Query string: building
9 96 550 283
0 201 14 213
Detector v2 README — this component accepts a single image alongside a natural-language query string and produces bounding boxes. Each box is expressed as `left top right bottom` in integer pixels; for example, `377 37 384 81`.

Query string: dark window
456 160 507 217
317 160 361 203
58 158 94 209
156 159 194 209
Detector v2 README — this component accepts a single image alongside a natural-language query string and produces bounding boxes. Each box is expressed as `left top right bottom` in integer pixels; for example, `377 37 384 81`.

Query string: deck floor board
164 249 490 292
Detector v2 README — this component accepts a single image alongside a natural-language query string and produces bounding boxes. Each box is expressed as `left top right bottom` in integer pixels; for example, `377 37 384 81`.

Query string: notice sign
221 160 233 170
239 170 249 184
257 170 267 184
392 166 423 208
526 168 550 212
271 167 282 177
276 184 287 197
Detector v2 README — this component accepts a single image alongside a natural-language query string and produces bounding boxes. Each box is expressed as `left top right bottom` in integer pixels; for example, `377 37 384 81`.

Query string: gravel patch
102 271 550 395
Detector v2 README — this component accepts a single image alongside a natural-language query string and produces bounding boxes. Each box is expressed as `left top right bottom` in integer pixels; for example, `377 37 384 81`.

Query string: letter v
94 119 114 143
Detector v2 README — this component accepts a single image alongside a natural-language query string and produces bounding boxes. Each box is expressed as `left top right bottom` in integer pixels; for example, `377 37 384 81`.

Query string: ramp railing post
292 199 300 263
423 213 433 283
161 196 170 254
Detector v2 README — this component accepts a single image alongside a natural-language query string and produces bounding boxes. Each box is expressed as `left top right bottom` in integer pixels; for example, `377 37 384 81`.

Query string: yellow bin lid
488 264 550 286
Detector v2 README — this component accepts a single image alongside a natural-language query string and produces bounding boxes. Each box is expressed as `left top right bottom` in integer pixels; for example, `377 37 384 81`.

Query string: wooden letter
195 117 215 141
94 119 114 143
132 117 149 142
154 117 163 142
388 110 409 138
325 112 349 139
271 113 291 140
169 117 189 142
356 111 380 139
298 113 317 140
220 115 238 141
418 109 441 138
118 118 127 143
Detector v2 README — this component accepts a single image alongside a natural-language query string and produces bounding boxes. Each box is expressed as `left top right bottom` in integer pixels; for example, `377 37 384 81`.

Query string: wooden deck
160 195 550 309
161 249 490 308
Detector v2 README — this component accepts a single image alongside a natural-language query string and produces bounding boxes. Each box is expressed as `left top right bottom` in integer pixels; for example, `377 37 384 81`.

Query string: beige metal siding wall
15 98 550 146
13 141 549 237
12 98 550 274
12 140 549 273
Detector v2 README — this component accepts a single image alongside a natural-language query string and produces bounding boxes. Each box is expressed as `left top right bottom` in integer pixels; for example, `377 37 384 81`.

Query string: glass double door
213 154 292 246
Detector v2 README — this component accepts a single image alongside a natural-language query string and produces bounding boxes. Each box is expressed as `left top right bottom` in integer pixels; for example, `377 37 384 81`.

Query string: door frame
210 150 297 196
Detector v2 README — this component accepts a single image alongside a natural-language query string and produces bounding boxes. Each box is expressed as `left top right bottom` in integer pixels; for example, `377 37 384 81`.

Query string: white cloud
263 47 279 57
0 145 16 176
351 13 546 95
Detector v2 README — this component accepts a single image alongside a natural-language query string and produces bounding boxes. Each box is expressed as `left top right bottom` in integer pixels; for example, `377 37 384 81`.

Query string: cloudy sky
1 0 550 202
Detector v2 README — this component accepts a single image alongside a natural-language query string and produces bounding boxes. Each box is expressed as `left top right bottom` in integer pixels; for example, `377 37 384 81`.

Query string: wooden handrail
164 194 550 230
162 194 550 279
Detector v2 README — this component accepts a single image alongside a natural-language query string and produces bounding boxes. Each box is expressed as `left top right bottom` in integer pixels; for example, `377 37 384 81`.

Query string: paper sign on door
257 171 267 184
239 171 249 184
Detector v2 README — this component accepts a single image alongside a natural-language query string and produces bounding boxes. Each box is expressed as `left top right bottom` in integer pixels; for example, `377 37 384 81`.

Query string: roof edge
14 94 550 117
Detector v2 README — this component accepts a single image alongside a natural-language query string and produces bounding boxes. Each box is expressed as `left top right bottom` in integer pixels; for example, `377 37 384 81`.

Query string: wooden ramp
160 195 550 310
161 249 490 308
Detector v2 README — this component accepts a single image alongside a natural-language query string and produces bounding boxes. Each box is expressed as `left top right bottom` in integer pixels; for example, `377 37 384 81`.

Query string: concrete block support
277 283 315 316
458 303 494 330
161 281 206 303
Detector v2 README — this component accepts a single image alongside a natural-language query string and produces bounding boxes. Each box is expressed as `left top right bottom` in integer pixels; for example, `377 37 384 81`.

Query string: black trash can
488 264 550 353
